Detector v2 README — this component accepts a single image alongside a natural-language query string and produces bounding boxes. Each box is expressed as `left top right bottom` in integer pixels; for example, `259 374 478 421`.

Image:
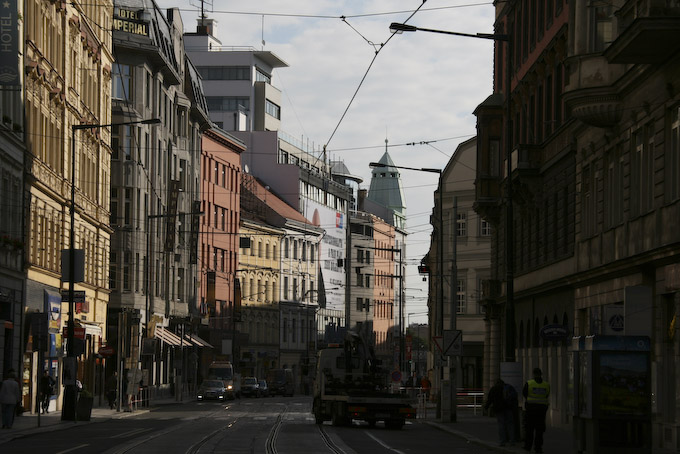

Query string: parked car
241 377 260 397
258 380 269 397
197 380 227 401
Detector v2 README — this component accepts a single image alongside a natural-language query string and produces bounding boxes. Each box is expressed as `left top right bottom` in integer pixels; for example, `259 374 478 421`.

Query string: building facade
108 0 210 397
199 128 244 375
475 0 680 448
24 0 113 411
0 0 25 388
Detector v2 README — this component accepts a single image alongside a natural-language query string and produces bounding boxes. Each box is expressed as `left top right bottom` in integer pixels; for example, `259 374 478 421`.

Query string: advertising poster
598 352 649 417
302 200 346 312
45 290 61 333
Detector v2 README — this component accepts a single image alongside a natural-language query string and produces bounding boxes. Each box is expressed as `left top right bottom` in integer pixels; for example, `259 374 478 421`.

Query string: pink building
200 129 244 357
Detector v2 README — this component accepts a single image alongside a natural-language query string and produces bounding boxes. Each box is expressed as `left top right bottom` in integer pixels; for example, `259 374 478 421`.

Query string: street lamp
387 22 514 363
369 162 442 378
63 118 160 421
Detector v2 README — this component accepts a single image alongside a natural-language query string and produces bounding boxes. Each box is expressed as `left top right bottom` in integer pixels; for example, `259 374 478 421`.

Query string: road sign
391 370 402 383
60 290 85 303
432 336 444 354
443 329 463 357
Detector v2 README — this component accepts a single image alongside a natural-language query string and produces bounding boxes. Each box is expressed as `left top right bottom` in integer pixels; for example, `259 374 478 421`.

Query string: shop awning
154 327 182 346
183 333 213 349
77 320 102 337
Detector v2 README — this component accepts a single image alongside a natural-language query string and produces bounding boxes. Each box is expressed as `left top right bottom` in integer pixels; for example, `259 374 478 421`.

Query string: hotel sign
113 8 149 36
0 0 19 86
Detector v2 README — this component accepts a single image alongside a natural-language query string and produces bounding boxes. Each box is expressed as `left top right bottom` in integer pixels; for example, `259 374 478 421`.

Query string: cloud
156 0 495 317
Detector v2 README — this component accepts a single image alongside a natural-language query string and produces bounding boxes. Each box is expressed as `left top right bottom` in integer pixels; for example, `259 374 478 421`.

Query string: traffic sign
432 336 444 354
391 370 402 383
443 330 463 357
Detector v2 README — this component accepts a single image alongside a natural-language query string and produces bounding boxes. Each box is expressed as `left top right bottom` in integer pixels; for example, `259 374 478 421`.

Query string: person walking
39 370 55 414
0 369 22 429
106 371 118 410
523 367 550 453
484 378 514 446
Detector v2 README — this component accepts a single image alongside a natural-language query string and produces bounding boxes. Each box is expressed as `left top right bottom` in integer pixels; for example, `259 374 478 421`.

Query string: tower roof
367 150 406 215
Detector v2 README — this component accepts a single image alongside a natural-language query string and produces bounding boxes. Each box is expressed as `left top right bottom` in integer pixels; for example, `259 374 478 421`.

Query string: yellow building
24 0 113 410
238 218 282 377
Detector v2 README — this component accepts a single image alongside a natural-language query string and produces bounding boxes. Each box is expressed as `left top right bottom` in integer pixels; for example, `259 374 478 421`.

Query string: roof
366 151 406 214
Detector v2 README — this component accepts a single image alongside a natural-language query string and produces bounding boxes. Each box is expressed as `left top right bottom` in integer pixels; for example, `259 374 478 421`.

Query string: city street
1 396 501 454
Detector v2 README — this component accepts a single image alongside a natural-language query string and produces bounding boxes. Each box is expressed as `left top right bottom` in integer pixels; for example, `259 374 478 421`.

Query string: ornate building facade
24 0 113 410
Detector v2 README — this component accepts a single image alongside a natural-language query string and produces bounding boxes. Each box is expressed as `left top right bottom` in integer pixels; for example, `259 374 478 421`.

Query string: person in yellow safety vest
522 367 550 453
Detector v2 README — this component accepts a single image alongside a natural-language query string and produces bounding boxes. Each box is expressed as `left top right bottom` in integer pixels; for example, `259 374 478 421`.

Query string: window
356 267 363 287
292 319 297 342
357 249 364 263
265 100 281 119
196 66 250 80
293 278 298 301
293 241 298 259
284 238 289 258
633 126 655 215
109 252 117 289
670 106 680 201
366 251 371 264
205 97 250 112
481 219 492 236
112 64 132 100
605 148 623 228
356 297 363 311
282 318 288 342
123 252 131 291
457 279 466 314
302 242 307 261
582 165 595 236
591 1 613 52
255 68 271 83
457 212 467 237
283 276 289 300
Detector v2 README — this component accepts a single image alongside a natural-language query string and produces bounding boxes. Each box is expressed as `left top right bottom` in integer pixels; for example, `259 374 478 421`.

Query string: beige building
24 0 114 409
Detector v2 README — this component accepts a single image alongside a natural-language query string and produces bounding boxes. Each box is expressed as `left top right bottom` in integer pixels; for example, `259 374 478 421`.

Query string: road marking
56 444 89 454
365 432 406 454
110 428 151 438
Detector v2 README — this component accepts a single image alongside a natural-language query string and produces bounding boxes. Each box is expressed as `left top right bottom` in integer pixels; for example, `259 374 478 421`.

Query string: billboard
302 199 346 312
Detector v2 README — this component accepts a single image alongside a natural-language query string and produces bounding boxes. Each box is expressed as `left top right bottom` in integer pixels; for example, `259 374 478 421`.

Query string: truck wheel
331 403 349 426
312 398 324 424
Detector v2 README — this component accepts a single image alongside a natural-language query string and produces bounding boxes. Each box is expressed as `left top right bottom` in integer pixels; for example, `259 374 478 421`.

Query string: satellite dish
244 164 250 174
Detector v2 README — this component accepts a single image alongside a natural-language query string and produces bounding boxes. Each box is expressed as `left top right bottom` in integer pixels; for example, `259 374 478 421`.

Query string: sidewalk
419 404 677 454
0 396 182 446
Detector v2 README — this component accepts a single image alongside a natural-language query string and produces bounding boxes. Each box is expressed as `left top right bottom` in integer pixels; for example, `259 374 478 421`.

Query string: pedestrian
106 371 118 410
484 379 513 446
523 367 550 453
420 375 431 398
502 381 519 446
39 370 55 414
0 369 22 429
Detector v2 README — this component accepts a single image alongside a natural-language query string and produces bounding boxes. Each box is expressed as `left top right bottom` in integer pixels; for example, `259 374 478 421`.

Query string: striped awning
154 327 182 346
183 333 213 349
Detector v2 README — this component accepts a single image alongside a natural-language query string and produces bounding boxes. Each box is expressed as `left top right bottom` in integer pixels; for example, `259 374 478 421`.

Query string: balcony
605 0 680 64
562 55 625 128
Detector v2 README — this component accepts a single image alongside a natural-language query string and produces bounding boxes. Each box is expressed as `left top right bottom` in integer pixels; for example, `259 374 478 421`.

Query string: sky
156 0 497 324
